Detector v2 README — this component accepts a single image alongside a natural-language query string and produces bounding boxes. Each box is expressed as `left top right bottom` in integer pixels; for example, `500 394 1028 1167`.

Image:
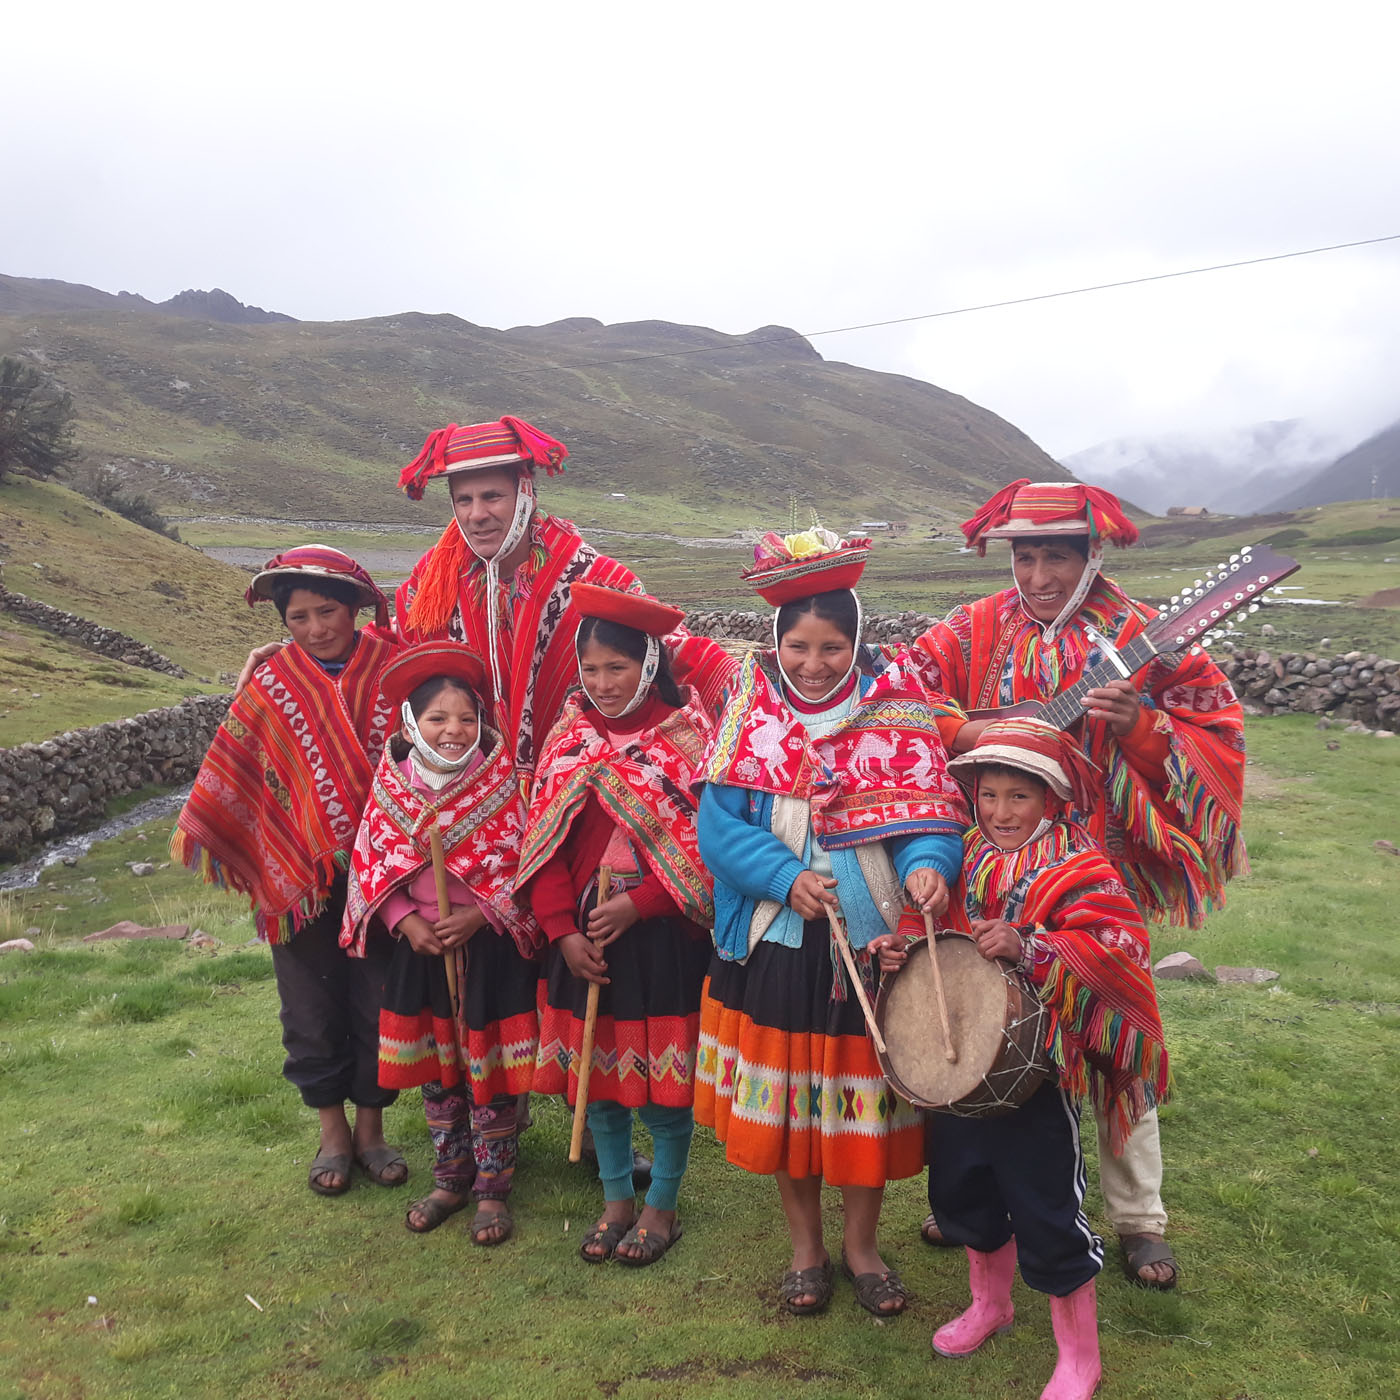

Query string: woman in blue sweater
693 529 967 1317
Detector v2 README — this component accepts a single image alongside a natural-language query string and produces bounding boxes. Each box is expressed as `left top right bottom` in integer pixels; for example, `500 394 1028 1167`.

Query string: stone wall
0 694 229 861
683 610 1398 733
1218 647 1399 732
0 585 186 676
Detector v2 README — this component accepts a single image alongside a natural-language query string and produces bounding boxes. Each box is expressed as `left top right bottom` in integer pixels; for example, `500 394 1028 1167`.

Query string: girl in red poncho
516 583 715 1268
342 642 542 1245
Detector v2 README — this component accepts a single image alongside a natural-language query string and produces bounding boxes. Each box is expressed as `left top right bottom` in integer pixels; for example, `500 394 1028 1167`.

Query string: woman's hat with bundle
741 526 872 606
571 581 685 637
397 416 569 501
946 716 1100 813
378 641 490 711
245 545 390 629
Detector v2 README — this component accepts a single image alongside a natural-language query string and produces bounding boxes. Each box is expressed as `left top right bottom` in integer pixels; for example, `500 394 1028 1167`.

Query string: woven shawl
172 631 398 942
910 577 1246 926
516 692 715 926
341 732 541 959
699 652 967 850
949 821 1169 1153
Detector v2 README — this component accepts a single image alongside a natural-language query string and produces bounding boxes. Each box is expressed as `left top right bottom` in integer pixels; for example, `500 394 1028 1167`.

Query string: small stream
0 786 191 892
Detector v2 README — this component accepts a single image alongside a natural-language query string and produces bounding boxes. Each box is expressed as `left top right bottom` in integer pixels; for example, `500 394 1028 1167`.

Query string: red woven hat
946 716 1100 812
245 545 390 628
398 416 569 500
378 641 489 711
962 479 1139 555
571 581 685 638
741 529 872 607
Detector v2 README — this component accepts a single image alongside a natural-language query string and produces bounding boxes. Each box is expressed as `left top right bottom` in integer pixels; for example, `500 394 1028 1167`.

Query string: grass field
2 715 1397 1399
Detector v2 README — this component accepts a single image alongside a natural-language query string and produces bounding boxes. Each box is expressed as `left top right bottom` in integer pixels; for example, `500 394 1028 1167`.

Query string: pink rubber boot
1041 1278 1102 1399
932 1239 1017 1357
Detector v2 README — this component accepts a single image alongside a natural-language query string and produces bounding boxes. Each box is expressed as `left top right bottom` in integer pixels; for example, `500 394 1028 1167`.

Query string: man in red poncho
904 479 1248 1291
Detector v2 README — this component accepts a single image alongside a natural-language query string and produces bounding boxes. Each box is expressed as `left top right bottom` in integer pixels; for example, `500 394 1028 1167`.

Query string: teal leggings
585 1100 694 1211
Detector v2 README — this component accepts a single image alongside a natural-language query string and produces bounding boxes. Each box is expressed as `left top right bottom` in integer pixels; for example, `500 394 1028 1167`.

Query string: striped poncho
942 819 1170 1153
909 576 1247 926
171 632 398 942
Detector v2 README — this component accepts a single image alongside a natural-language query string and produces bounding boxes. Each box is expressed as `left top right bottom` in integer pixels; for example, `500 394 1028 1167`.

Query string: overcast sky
5 0 1399 459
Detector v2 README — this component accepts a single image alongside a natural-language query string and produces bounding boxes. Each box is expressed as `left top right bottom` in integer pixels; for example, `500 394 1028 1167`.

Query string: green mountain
0 274 1068 527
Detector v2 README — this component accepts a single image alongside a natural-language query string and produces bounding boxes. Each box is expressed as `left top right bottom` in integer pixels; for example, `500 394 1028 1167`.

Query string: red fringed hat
946 717 1100 813
377 641 489 711
741 528 873 607
398 415 569 501
571 581 685 638
246 545 390 628
961 479 1139 556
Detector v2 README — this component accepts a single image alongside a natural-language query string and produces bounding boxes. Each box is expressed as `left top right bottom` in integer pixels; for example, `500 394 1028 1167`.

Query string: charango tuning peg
1229 553 1240 563
1194 579 1204 589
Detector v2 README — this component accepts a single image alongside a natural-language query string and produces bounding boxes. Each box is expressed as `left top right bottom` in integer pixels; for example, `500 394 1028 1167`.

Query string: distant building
609 492 627 499
857 520 909 535
1166 505 1210 517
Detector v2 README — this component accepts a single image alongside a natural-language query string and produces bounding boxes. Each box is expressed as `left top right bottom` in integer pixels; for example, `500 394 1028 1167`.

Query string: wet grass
0 717 1396 1397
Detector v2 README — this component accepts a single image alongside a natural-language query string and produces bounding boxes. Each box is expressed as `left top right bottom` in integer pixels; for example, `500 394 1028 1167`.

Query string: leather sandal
616 1220 683 1268
470 1203 514 1247
580 1217 633 1263
404 1192 468 1234
354 1144 408 1186
307 1150 352 1197
841 1252 911 1316
779 1258 834 1316
1119 1232 1179 1290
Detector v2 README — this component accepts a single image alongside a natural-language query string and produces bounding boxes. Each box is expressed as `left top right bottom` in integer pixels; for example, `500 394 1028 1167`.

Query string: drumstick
569 864 613 1164
428 824 465 1068
923 910 958 1063
828 910 888 1056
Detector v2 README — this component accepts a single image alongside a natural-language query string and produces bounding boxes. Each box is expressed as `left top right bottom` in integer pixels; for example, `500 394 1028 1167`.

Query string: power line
510 231 1400 376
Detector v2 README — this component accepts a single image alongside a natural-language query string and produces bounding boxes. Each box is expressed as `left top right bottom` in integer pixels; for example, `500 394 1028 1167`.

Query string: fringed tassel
1105 746 1219 928
1038 955 1171 1154
405 523 467 639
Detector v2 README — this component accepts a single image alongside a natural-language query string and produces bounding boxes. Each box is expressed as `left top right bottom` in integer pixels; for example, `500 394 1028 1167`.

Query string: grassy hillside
0 479 282 743
1 716 1396 1398
0 285 1068 525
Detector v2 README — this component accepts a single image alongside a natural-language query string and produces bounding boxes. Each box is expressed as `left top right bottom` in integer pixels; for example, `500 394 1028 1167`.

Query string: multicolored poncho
171 631 399 942
909 576 1246 925
517 691 716 926
699 651 967 850
942 819 1170 1153
394 512 734 780
341 729 541 959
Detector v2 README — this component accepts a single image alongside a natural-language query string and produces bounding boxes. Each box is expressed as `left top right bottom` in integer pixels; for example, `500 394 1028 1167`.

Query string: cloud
4 0 1399 457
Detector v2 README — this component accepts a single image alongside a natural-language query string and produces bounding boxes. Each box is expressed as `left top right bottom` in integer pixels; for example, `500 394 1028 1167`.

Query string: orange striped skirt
694 921 922 1188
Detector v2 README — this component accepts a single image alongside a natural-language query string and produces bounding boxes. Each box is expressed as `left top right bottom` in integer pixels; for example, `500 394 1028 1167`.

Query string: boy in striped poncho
877 718 1169 1400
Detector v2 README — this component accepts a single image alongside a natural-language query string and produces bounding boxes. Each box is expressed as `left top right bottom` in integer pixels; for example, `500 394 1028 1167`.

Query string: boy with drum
876 717 1169 1400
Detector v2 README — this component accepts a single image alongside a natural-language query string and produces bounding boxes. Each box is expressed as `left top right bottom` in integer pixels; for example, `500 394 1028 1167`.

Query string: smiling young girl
516 582 717 1267
342 642 542 1243
693 528 968 1317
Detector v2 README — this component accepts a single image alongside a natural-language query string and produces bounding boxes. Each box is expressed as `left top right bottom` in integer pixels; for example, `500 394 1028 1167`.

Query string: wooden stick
828 910 887 1056
427 824 463 1062
923 911 958 1063
568 865 613 1164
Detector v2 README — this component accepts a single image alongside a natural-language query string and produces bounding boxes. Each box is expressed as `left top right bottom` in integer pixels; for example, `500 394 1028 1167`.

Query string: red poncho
172 632 399 942
937 819 1170 1153
909 576 1246 926
341 730 541 959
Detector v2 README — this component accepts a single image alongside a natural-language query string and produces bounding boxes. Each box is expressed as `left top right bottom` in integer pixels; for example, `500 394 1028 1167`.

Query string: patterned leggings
420 1081 519 1201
